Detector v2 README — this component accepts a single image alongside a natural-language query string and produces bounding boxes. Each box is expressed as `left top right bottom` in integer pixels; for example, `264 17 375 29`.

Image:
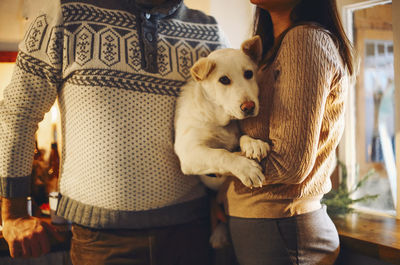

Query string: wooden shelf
333 212 400 264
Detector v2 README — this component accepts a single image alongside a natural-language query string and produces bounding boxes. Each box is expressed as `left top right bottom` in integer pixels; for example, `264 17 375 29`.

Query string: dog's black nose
240 101 255 116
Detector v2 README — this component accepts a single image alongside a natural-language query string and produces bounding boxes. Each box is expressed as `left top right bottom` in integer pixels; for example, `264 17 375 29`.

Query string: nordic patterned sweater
0 0 228 229
221 25 348 218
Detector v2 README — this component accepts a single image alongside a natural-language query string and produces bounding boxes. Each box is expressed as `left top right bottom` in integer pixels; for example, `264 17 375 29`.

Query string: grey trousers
229 206 340 265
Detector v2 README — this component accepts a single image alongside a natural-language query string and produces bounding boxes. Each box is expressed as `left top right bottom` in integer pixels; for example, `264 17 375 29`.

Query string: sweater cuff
0 176 31 198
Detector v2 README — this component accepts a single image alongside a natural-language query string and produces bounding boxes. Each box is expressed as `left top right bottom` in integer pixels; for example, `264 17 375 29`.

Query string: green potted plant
322 161 379 216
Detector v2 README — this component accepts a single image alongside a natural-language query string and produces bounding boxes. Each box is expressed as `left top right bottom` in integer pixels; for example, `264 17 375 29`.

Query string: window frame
337 0 400 219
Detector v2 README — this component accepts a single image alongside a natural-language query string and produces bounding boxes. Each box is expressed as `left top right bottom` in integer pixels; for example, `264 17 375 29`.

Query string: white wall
185 0 255 48
184 0 210 14
0 0 47 51
0 0 25 51
209 0 255 48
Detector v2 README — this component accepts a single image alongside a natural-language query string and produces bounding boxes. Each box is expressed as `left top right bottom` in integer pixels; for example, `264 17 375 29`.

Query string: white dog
174 35 270 189
174 36 270 248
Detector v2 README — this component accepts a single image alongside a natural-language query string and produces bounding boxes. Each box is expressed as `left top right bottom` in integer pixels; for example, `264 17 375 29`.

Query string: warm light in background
39 102 62 160
0 63 14 100
51 105 58 124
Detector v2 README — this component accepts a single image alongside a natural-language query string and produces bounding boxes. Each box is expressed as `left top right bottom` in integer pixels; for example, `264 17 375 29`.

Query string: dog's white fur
174 36 270 189
174 36 270 248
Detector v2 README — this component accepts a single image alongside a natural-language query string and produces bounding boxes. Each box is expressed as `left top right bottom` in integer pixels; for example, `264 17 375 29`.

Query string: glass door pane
352 2 396 214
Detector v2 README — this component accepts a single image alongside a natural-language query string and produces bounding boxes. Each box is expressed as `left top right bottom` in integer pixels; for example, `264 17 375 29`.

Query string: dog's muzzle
240 101 256 116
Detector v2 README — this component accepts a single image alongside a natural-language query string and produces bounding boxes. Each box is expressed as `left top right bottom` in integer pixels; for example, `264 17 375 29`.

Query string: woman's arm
264 25 342 185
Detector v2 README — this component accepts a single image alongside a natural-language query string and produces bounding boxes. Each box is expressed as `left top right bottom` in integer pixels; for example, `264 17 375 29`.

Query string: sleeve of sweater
0 1 63 198
263 25 339 185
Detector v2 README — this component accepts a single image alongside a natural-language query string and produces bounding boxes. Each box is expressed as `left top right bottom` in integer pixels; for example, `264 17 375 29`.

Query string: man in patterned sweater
0 0 228 263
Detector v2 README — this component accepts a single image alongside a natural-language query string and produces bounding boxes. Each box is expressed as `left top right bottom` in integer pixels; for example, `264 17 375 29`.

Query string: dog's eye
244 70 253 79
219 76 231 85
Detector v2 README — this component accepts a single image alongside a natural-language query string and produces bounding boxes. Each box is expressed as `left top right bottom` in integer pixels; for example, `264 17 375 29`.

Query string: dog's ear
191 57 216 82
241 35 262 63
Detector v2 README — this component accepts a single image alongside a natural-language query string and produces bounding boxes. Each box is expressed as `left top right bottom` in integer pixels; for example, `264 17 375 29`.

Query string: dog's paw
210 223 229 249
240 135 270 162
231 156 265 188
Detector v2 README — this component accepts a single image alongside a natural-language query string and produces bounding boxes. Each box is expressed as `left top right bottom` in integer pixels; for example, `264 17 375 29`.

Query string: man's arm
1 197 63 258
0 1 64 259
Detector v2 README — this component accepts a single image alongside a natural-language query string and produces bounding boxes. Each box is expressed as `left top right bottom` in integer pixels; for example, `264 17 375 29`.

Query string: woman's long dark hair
254 0 354 75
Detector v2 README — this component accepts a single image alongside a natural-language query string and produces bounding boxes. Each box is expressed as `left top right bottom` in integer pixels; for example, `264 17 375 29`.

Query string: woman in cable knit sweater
220 0 355 264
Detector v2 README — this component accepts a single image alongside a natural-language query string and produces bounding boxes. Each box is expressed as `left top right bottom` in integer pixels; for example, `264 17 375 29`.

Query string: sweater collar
131 0 183 17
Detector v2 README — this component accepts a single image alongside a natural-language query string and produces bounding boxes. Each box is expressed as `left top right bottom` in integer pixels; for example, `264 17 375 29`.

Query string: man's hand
2 216 63 258
1 197 63 258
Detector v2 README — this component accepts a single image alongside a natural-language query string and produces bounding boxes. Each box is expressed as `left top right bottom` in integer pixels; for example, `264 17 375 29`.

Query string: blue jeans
229 205 340 265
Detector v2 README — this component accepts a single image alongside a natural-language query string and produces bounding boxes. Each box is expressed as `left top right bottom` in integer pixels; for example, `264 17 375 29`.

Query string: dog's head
190 36 262 120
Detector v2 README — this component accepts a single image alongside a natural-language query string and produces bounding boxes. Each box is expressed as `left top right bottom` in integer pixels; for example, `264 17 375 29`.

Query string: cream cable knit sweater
221 25 348 218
